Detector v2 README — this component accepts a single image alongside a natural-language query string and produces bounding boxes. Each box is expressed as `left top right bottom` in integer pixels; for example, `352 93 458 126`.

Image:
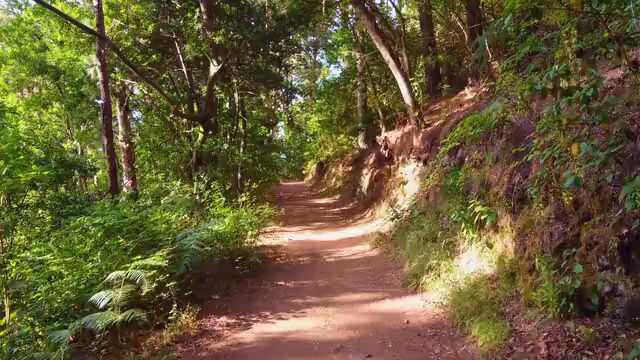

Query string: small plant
450 199 496 243
448 275 510 355
533 250 585 318
440 102 505 155
621 176 640 212
468 200 497 228
144 305 199 351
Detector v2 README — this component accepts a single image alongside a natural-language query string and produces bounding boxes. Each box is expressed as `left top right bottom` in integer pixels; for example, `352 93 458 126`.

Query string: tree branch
32 0 191 120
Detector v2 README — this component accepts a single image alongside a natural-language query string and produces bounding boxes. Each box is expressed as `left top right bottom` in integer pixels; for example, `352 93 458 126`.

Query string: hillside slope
310 70 640 357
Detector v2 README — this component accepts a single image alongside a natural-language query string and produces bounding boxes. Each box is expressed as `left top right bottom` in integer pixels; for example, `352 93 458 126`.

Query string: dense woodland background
1 0 640 358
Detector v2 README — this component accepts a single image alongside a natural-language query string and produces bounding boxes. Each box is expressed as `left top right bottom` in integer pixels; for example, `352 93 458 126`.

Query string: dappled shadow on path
173 181 477 360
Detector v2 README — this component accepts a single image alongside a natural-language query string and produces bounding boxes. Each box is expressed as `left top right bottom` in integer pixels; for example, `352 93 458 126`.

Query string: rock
621 295 640 323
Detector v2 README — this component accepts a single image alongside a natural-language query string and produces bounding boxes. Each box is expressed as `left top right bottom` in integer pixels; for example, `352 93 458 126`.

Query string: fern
118 308 148 326
79 308 147 333
80 311 121 333
105 270 150 293
88 285 137 310
174 221 224 273
48 328 76 345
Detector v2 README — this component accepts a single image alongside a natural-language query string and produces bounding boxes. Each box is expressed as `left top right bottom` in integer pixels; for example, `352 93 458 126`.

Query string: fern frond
88 285 137 309
117 308 148 326
48 328 76 344
80 311 120 333
129 251 169 269
105 270 150 293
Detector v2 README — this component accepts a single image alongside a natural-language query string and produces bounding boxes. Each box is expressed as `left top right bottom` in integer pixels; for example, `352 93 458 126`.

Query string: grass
387 193 518 355
143 305 200 352
447 274 511 354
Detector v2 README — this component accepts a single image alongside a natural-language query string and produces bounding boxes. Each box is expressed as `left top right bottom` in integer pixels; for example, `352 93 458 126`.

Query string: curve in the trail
174 181 477 360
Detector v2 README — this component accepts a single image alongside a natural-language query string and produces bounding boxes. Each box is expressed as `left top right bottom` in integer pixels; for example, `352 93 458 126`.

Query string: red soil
173 181 477 359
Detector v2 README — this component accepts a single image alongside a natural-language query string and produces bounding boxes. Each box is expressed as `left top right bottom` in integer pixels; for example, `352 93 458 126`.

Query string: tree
93 0 119 195
463 0 484 83
115 84 137 193
417 0 442 98
351 0 422 127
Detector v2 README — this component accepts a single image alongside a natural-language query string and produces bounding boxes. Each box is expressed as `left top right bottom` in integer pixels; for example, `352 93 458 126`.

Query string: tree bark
353 25 369 123
115 85 137 193
351 0 421 127
353 20 379 147
417 0 442 98
233 90 247 196
463 0 484 83
464 0 483 47
94 0 119 195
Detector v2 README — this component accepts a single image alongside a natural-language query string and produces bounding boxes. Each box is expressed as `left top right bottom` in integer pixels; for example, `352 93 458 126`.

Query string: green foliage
2 175 273 356
441 102 506 155
448 275 511 354
392 209 455 289
533 249 587 318
144 305 199 351
621 176 640 212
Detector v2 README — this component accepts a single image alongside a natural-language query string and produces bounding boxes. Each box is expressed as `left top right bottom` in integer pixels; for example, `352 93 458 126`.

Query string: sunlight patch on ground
284 219 383 242
323 245 374 263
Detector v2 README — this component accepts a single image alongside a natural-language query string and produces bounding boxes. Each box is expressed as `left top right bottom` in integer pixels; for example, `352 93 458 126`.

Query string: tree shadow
173 181 477 359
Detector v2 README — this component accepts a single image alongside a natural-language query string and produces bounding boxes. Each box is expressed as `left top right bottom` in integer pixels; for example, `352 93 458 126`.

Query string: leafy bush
621 176 640 212
2 177 274 357
440 102 506 155
143 305 199 351
532 250 586 318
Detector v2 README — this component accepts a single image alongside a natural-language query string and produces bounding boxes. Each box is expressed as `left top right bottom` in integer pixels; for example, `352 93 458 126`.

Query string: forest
1 0 640 358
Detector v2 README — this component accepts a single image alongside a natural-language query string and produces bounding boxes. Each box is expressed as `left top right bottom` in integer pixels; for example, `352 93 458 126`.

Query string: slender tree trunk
94 0 119 195
343 6 376 146
417 0 442 98
0 225 10 332
234 94 247 196
115 85 137 193
354 26 369 124
464 0 483 47
2 283 9 332
189 0 222 175
78 144 88 191
353 21 379 147
464 0 484 83
351 0 421 127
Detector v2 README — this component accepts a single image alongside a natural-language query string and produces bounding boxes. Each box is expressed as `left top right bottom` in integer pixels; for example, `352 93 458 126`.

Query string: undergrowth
386 161 518 354
3 177 274 358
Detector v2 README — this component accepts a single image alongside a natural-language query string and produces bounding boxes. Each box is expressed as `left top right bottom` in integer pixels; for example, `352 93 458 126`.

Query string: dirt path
174 181 477 359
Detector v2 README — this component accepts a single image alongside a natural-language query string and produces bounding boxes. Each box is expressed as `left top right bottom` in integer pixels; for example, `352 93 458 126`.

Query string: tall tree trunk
94 0 119 195
115 85 137 193
464 0 484 83
233 92 247 196
354 25 369 124
190 0 222 175
417 0 442 98
351 0 421 127
0 225 10 333
342 6 376 146
353 21 378 147
464 0 483 46
78 144 88 191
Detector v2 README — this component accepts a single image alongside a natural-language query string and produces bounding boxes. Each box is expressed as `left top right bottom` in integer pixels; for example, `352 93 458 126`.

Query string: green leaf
573 263 584 274
563 174 582 190
579 142 590 154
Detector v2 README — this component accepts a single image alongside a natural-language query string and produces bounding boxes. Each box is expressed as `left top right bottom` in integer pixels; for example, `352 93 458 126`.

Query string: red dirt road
174 181 477 359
